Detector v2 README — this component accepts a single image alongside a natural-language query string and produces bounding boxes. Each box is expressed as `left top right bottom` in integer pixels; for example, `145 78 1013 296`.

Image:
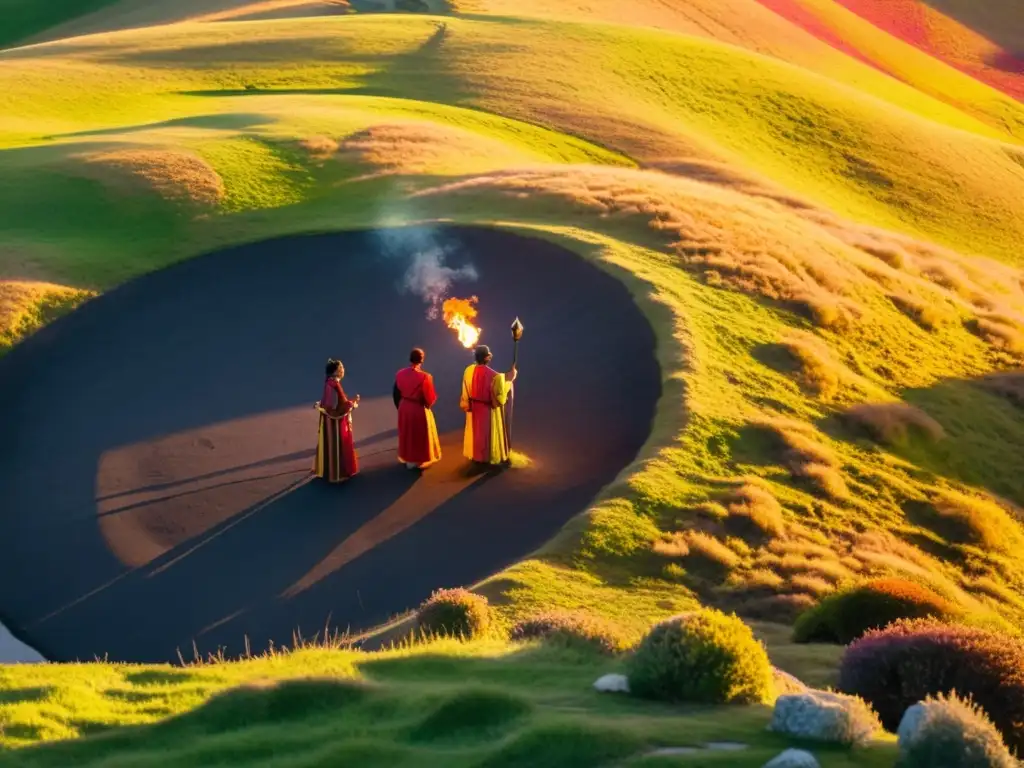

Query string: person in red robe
393 347 442 470
460 344 518 465
314 358 360 482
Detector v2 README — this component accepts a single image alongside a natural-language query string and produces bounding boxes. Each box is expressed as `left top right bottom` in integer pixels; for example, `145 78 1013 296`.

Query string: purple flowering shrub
838 619 1024 754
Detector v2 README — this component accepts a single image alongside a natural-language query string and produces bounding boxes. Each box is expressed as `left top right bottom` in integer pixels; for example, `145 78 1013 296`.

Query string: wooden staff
506 317 524 453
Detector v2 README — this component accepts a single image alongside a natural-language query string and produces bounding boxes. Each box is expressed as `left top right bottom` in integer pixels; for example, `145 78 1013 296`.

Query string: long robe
460 363 511 464
314 377 359 482
393 365 441 466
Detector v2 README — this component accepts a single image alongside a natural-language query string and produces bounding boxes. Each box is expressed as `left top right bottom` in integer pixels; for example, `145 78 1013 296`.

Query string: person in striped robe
314 358 360 482
460 345 517 465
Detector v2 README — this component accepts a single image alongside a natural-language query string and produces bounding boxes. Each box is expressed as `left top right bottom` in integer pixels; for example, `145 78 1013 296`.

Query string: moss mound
626 608 774 704
416 588 491 639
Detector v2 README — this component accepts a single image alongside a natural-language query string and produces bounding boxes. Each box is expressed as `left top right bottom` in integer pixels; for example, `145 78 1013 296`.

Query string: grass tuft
724 482 786 540
843 402 946 446
908 491 1024 553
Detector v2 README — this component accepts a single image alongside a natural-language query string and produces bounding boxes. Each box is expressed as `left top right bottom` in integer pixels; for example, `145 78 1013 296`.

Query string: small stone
593 673 630 693
648 747 699 756
897 702 926 747
769 690 880 746
705 741 748 751
762 748 821 768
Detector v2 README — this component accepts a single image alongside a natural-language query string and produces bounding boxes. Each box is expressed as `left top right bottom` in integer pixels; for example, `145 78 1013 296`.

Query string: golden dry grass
724 482 787 539
418 165 1024 344
752 418 849 499
78 148 225 207
652 533 690 559
779 331 846 400
843 402 946 445
923 489 1024 553
683 530 743 572
0 280 94 351
335 122 545 177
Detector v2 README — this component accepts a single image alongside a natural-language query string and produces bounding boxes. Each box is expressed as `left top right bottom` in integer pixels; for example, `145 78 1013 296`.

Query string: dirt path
0 226 659 663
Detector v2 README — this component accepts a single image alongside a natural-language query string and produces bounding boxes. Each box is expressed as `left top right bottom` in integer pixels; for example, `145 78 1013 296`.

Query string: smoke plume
372 203 478 318
401 247 478 319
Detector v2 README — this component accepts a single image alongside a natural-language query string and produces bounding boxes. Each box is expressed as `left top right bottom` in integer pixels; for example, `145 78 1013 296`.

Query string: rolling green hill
2 3 1024 766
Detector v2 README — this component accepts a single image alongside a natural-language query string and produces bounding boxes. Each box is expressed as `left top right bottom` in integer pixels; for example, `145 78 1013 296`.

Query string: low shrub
510 611 633 655
793 578 959 645
626 608 773 704
843 403 945 445
416 588 491 639
838 619 1024 753
897 693 1016 768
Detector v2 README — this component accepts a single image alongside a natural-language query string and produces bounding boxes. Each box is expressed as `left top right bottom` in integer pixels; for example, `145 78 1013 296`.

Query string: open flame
442 296 482 349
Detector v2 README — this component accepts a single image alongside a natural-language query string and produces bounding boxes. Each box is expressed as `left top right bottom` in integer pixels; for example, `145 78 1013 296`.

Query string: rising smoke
373 205 478 318
401 248 478 319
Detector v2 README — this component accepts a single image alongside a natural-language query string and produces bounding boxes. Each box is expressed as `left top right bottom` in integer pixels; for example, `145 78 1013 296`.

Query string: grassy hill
2 1 1024 765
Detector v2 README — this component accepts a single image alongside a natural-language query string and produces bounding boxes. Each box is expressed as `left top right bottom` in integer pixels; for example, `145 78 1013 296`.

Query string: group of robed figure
313 345 519 483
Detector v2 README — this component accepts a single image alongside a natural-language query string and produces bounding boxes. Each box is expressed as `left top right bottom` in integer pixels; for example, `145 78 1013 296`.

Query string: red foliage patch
834 0 1024 102
834 0 930 47
757 0 889 72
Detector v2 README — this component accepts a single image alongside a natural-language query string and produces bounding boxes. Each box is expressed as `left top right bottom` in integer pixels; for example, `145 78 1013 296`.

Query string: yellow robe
460 363 511 464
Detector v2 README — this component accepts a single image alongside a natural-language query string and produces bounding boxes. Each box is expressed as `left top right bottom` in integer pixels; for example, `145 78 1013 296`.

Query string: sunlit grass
0 5 1023 764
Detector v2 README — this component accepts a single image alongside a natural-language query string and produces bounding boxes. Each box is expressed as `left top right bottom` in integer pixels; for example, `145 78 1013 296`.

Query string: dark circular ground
0 226 659 664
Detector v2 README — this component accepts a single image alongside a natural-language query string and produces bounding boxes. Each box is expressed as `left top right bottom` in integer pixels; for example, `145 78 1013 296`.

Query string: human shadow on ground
0 226 659 663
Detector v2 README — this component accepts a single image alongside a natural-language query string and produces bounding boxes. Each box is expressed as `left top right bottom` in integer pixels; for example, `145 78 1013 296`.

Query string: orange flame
442 296 482 349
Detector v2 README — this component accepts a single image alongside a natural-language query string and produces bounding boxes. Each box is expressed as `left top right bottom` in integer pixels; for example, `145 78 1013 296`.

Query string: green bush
626 608 774 704
793 578 958 644
898 693 1016 768
416 588 491 639
510 611 633 655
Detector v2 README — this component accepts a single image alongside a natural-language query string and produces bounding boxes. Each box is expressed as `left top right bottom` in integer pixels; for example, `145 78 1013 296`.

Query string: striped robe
314 377 358 482
460 363 511 465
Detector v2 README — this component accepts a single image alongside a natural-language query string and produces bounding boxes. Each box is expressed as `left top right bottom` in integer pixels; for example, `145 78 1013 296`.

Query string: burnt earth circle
0 226 659 663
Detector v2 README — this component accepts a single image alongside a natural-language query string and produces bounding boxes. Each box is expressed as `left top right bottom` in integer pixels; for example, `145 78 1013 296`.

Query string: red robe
314 377 358 482
393 365 441 466
460 363 511 464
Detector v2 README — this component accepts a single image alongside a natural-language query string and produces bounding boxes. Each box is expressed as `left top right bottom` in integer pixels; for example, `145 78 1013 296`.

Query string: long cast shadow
0 226 660 663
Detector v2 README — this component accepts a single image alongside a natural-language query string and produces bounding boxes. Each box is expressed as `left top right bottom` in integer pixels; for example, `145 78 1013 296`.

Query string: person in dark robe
460 344 517 465
393 347 442 470
314 358 360 482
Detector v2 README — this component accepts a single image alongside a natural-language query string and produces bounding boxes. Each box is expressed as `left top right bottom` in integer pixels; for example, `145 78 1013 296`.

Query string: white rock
0 622 44 664
769 690 878 746
762 748 820 768
593 673 630 693
896 702 927 747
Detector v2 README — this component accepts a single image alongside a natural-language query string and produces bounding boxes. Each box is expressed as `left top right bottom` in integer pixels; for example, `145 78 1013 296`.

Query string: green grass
2 4 1024 765
0 636 897 766
0 0 121 49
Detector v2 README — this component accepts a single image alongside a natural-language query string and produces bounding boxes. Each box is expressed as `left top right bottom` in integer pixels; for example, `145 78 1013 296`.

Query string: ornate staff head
510 317 524 342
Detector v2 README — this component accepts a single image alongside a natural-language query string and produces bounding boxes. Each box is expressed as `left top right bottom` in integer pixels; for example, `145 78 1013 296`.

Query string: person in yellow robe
460 345 518 465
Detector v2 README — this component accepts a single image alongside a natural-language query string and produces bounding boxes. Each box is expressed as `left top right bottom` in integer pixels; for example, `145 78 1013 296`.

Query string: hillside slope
1 6 1023 763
